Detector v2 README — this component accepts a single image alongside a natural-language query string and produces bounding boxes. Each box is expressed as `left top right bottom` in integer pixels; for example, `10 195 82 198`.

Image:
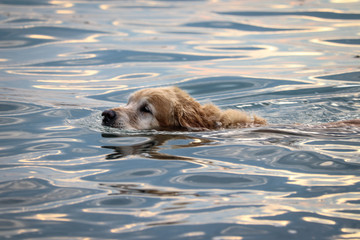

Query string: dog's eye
140 104 152 114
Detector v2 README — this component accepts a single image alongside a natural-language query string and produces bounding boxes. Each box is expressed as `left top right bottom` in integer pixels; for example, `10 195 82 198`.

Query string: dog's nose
102 110 116 126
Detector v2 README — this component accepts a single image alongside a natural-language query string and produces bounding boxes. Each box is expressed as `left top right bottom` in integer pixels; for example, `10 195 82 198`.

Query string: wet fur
102 86 266 131
102 86 360 131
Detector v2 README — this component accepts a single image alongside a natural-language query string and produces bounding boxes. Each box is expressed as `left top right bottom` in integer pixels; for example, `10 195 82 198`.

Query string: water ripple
173 172 266 189
217 11 360 20
0 116 24 126
0 178 100 212
0 101 47 116
325 39 360 45
276 151 360 173
316 71 360 82
1 1 360 239
184 21 299 32
0 27 105 48
0 0 52 6
31 50 239 67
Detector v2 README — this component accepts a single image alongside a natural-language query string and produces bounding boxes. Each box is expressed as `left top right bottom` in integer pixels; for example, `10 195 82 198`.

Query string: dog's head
102 86 266 131
101 87 212 131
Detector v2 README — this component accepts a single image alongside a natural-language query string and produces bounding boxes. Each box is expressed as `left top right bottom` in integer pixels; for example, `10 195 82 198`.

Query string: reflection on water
0 26 104 48
218 10 360 20
31 49 239 67
184 21 300 32
1 0 360 239
101 133 212 160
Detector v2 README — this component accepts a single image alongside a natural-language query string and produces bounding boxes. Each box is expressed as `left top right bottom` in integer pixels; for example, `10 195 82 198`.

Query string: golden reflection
214 30 247 37
213 237 242 240
288 174 360 186
336 194 360 205
180 232 205 238
134 30 159 35
7 69 98 77
16 151 107 165
334 23 360 27
193 44 277 55
101 1 163 11
100 4 110 10
111 223 143 233
298 138 360 163
58 52 97 58
243 191 359 225
276 51 323 57
22 213 70 222
14 229 39 235
323 209 360 221
339 228 360 239
271 4 290 9
295 69 324 74
56 10 75 15
50 0 73 8
19 150 62 163
222 162 360 189
26 34 55 40
112 21 121 26
111 214 186 233
58 33 106 44
231 205 290 227
311 38 360 47
137 210 157 218
302 216 336 225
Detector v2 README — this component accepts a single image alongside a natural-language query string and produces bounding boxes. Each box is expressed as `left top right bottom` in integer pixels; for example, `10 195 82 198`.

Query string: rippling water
1 0 360 239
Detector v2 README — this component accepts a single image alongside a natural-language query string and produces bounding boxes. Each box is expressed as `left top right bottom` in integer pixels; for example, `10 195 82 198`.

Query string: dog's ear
174 103 209 130
171 87 220 130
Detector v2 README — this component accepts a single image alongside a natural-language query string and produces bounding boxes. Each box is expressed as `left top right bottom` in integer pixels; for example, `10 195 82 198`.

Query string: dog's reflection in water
101 133 212 160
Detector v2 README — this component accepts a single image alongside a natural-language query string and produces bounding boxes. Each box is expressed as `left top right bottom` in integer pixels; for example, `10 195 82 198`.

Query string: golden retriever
102 86 360 131
101 86 266 131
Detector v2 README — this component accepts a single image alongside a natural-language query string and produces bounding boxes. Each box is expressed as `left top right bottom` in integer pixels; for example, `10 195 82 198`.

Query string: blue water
1 0 360 239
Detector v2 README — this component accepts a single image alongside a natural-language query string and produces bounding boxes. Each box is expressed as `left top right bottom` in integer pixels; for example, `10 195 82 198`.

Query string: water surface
1 0 360 239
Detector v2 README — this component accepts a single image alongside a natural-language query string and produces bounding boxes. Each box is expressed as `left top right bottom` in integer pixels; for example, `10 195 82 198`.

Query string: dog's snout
102 109 116 119
102 110 116 126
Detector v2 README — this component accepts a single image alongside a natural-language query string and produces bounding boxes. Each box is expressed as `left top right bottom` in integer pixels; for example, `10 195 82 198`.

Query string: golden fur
102 86 266 131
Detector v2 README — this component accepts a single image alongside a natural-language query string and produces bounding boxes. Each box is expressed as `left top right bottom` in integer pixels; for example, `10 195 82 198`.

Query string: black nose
102 110 116 126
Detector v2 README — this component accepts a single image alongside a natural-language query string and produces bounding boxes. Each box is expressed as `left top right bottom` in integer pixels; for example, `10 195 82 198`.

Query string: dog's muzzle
102 110 116 126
